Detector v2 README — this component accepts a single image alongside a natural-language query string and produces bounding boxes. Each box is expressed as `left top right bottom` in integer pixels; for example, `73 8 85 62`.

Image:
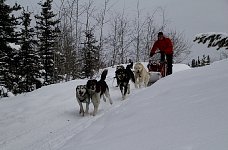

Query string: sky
1 59 228 150
8 0 228 63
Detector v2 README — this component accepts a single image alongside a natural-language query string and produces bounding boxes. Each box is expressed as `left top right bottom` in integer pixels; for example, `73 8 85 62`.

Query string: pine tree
35 0 60 84
194 33 228 50
197 56 201 67
17 8 43 93
191 59 196 68
201 55 206 66
81 30 100 78
0 0 21 95
206 55 210 65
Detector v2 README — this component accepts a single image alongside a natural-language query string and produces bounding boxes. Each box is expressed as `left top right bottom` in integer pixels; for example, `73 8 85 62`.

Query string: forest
0 0 192 96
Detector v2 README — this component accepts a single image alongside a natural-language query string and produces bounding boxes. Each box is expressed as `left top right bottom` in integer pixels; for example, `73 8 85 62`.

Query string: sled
148 60 167 77
147 55 167 85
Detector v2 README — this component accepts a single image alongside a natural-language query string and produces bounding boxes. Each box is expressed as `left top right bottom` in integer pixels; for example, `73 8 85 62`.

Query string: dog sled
147 53 167 85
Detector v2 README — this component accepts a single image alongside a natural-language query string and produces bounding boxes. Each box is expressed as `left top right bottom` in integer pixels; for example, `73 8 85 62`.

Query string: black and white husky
76 85 90 116
86 69 113 116
115 65 125 87
115 62 135 100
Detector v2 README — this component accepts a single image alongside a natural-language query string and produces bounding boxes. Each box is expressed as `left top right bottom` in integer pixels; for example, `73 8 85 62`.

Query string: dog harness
78 93 90 103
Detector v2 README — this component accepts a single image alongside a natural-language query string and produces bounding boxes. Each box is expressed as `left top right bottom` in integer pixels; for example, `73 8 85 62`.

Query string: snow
195 32 228 41
1 60 228 150
35 77 45 84
195 32 228 38
7 43 21 50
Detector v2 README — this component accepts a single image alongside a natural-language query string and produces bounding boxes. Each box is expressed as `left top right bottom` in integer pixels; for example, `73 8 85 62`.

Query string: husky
76 85 90 116
114 65 125 87
86 69 113 116
115 61 135 100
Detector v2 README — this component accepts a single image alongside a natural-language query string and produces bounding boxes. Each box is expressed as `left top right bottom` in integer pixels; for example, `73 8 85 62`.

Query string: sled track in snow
25 97 130 150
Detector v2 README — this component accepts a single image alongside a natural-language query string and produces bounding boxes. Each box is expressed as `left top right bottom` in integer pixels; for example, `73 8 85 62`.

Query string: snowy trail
1 61 228 150
30 85 141 150
0 67 145 150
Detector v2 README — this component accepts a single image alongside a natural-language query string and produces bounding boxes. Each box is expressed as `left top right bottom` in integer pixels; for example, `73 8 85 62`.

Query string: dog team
76 61 151 116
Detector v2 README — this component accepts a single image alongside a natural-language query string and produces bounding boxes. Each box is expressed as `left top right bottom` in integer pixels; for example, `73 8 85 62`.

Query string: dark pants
160 52 173 75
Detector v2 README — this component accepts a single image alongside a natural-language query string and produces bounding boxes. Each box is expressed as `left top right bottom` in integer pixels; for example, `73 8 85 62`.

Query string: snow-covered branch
194 32 228 50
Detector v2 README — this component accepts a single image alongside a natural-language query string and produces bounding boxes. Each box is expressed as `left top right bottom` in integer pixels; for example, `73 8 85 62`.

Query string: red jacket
150 37 173 55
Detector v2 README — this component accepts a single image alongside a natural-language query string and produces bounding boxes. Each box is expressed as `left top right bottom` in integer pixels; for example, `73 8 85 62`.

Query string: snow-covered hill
0 60 228 150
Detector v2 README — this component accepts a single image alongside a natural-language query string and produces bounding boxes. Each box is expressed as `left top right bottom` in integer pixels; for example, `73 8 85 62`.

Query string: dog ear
86 80 91 88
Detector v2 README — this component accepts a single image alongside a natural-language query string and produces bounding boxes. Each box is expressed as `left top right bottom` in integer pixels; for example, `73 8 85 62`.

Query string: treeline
190 55 210 68
0 0 191 97
1 0 62 97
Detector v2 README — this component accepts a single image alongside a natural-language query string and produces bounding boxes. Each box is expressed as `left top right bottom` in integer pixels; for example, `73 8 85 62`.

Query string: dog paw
79 111 85 116
90 112 96 116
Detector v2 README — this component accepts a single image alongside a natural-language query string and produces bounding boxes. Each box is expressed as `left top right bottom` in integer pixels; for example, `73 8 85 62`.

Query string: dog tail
126 61 133 70
100 69 108 81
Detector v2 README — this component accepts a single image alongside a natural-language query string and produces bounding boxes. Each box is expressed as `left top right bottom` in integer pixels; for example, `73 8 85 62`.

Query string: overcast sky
8 0 228 62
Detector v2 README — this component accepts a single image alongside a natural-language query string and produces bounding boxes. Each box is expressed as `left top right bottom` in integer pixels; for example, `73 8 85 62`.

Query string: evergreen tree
197 56 201 67
35 0 60 84
17 8 43 93
194 32 228 50
0 0 21 95
201 55 206 66
195 60 198 67
81 30 100 78
191 59 196 68
206 55 210 65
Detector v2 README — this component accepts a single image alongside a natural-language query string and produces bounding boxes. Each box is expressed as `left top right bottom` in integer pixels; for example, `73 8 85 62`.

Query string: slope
0 61 228 150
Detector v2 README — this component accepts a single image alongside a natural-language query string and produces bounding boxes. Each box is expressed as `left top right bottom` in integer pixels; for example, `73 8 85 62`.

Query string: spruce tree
0 0 21 95
35 0 60 84
81 30 100 78
206 55 210 65
194 33 228 50
17 8 43 93
191 59 196 68
197 56 201 67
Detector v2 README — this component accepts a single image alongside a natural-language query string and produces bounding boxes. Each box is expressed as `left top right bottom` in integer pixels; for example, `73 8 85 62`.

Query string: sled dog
115 65 125 87
86 69 113 116
76 85 90 116
115 62 135 100
134 62 150 88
